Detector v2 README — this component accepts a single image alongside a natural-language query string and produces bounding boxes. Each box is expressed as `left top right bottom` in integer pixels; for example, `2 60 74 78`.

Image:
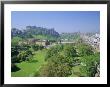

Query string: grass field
11 49 47 77
11 50 86 77
11 48 89 77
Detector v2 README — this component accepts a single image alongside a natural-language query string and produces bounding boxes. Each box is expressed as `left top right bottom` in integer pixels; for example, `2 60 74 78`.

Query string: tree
45 40 50 46
11 45 21 63
11 36 22 46
17 51 28 62
17 50 33 62
39 45 44 50
39 54 72 77
80 53 100 77
76 43 94 56
63 45 77 58
45 44 63 61
31 44 44 51
11 63 20 72
31 44 39 51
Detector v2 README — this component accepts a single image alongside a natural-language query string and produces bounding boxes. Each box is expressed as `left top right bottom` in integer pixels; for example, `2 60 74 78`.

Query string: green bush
45 44 64 61
76 43 94 56
80 53 100 76
39 54 72 77
17 50 33 62
31 44 44 51
11 63 20 72
63 45 77 58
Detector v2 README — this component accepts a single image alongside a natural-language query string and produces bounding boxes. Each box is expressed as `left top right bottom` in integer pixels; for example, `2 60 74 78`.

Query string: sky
11 11 100 33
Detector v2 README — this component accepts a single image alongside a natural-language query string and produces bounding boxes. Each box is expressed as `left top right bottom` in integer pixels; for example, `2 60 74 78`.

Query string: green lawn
11 49 88 77
11 49 47 77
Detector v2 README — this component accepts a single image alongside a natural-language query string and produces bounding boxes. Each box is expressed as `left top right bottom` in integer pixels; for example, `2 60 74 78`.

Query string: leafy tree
45 44 63 61
63 45 77 58
11 37 22 46
17 50 33 62
17 51 27 62
11 45 21 63
45 40 50 46
39 62 72 77
11 63 20 72
39 45 44 50
80 53 100 77
31 44 44 51
76 43 94 56
11 56 19 63
39 54 72 77
20 44 31 50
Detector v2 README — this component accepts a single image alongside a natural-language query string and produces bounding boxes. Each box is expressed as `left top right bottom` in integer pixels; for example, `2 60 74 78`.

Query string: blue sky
11 11 100 33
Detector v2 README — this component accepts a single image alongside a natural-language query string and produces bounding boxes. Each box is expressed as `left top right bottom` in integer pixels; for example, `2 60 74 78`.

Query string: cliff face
11 26 60 38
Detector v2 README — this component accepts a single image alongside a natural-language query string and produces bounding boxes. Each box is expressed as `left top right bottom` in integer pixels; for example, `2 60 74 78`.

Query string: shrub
80 53 100 76
11 63 20 72
39 54 72 77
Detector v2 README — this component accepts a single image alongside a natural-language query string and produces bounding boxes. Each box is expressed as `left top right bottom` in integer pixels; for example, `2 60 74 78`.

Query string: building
81 33 100 51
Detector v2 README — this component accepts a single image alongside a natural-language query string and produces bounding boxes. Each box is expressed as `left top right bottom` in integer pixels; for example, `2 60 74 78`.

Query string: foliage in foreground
38 43 100 77
39 54 72 77
11 38 100 77
80 53 100 77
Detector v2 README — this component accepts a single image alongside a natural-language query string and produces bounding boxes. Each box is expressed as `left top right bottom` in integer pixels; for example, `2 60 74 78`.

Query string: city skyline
11 11 100 33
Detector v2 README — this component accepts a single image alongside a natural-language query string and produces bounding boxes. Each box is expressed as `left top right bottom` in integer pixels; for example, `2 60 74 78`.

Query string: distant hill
59 32 81 41
11 26 60 40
